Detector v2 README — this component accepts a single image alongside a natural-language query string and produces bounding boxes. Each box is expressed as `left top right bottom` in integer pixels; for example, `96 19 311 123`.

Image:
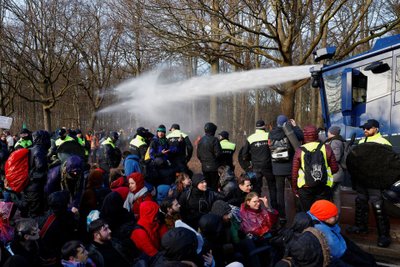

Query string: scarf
123 187 148 212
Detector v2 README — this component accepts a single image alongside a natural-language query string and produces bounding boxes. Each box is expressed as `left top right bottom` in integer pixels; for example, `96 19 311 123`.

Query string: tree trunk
232 93 237 140
43 106 52 131
209 59 219 123
90 112 97 131
281 87 296 119
254 90 259 123
295 87 303 126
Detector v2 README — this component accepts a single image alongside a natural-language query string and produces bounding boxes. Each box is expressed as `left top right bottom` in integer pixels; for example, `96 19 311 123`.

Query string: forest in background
0 0 399 144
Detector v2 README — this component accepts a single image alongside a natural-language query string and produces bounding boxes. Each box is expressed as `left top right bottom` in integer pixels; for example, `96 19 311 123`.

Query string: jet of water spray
101 65 314 129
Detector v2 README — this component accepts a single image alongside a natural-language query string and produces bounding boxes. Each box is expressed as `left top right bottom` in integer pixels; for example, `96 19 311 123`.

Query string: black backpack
270 137 290 162
300 143 327 187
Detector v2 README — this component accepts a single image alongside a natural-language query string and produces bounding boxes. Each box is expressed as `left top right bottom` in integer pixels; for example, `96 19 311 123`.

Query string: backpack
270 137 290 162
340 140 354 170
300 143 327 187
5 148 30 193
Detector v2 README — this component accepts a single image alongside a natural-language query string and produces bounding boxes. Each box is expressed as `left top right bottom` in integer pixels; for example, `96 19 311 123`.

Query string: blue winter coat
308 212 347 259
124 154 141 176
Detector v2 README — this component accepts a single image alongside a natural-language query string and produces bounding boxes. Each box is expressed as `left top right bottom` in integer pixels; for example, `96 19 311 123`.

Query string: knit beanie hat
127 172 145 193
191 173 206 187
157 124 167 133
310 200 338 221
211 200 232 217
277 115 288 127
328 125 341 136
303 125 319 143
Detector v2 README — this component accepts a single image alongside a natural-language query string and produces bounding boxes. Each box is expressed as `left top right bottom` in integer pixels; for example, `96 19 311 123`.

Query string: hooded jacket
123 154 141 176
130 201 168 257
29 130 51 181
100 192 135 240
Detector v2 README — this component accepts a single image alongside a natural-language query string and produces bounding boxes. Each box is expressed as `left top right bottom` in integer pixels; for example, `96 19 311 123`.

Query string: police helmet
383 180 400 208
204 122 217 135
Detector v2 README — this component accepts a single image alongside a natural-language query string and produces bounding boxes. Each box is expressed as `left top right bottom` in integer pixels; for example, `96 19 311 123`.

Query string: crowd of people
0 116 393 267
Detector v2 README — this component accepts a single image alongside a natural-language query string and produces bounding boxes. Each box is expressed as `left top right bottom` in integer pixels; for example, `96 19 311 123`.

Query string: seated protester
210 200 242 245
61 240 95 267
39 191 79 266
123 151 141 176
308 200 377 267
227 174 252 207
45 155 86 215
156 184 171 204
273 212 330 267
100 191 135 240
108 168 123 186
240 192 278 241
218 166 237 200
0 218 41 267
199 213 235 267
169 172 192 200
159 197 181 229
79 169 111 233
87 219 130 267
155 227 204 267
130 201 168 257
123 172 153 218
178 173 223 229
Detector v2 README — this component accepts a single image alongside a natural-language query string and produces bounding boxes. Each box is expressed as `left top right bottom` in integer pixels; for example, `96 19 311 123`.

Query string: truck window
360 58 392 101
324 73 342 113
352 71 367 105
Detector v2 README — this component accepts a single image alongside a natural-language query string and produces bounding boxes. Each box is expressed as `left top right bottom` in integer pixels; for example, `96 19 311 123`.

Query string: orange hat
310 200 338 221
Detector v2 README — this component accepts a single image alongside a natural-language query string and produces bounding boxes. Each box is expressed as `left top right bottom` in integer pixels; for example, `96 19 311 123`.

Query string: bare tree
1 0 90 130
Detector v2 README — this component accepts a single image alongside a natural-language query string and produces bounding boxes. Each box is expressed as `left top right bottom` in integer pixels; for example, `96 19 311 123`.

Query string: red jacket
240 203 278 237
291 142 339 195
130 201 168 257
132 193 153 217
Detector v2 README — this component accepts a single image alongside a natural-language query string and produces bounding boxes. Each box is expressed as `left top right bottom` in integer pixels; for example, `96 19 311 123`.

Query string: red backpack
5 148 30 193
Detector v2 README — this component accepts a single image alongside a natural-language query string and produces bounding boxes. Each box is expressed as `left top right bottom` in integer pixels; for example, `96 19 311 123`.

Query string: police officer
14 128 33 150
242 120 275 203
348 119 392 247
48 128 76 159
99 131 121 175
129 127 149 167
197 122 222 191
218 130 236 170
76 129 90 161
167 123 193 173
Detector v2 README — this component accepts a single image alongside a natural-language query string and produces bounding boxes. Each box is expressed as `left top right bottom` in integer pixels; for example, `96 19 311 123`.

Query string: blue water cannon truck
310 34 400 151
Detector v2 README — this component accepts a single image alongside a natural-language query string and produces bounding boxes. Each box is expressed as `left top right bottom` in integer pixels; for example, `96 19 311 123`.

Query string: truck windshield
323 73 342 113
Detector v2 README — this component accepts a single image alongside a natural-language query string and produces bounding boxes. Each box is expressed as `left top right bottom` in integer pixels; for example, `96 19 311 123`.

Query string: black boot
372 200 391 248
347 197 369 234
